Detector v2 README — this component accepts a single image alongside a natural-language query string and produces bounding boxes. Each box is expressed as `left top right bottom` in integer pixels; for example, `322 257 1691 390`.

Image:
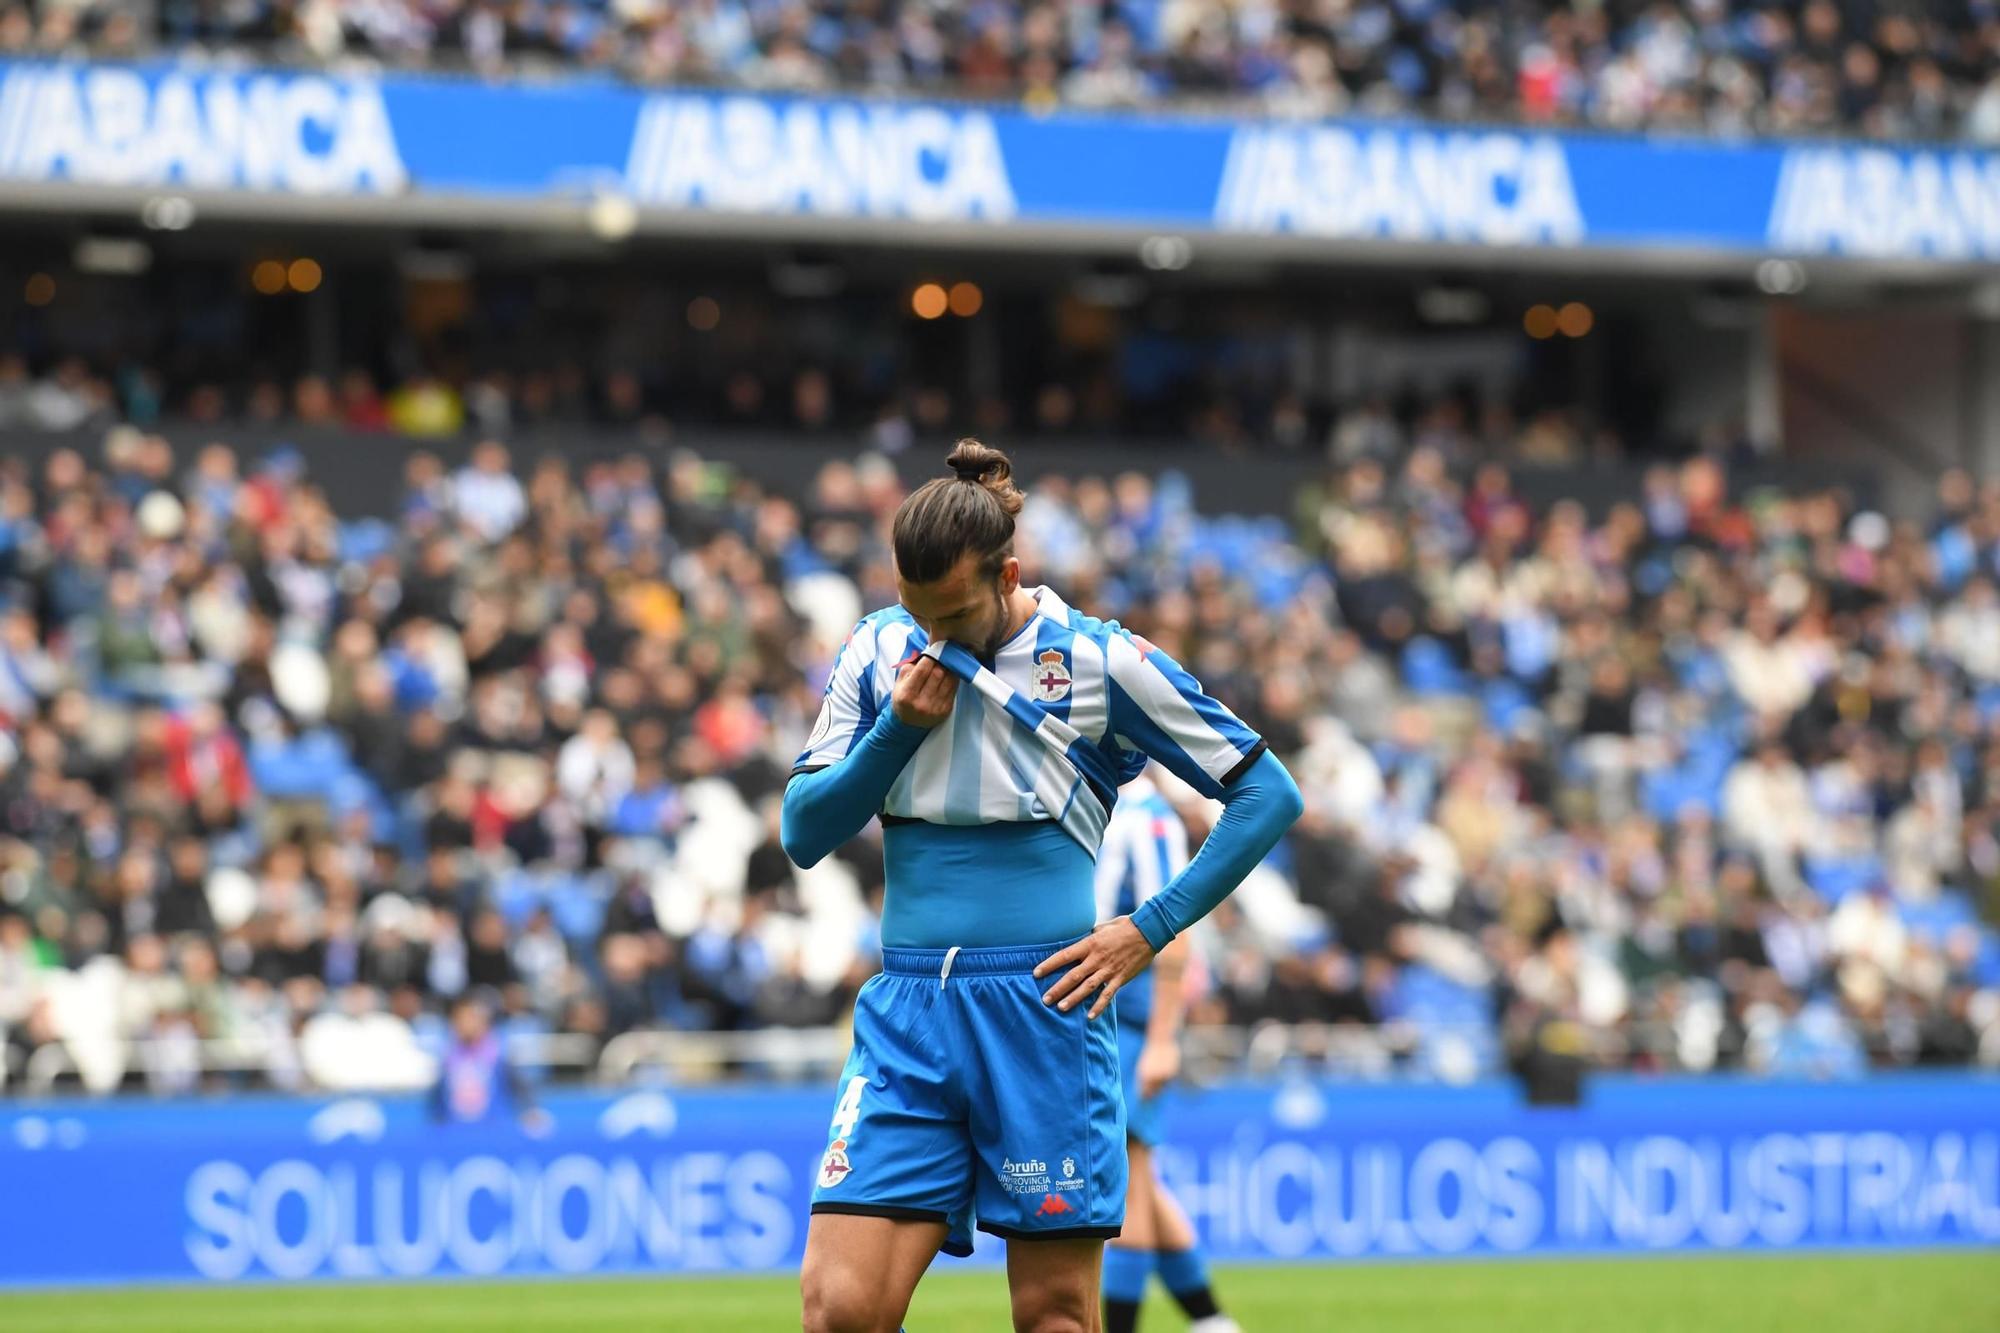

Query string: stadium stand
2 414 1998 1095
3 0 1999 139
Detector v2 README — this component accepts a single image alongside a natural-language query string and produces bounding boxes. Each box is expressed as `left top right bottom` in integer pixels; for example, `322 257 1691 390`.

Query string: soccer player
783 441 1302 1333
1095 773 1240 1333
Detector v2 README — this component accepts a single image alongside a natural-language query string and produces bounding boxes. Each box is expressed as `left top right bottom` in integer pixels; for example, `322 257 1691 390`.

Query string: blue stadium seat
1401 637 1465 695
1898 893 1976 943
1803 854 1881 904
337 518 395 566
549 876 610 944
247 728 352 803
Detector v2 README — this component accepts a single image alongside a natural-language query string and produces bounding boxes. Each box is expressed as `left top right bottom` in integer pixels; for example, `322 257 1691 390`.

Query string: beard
973 586 1011 661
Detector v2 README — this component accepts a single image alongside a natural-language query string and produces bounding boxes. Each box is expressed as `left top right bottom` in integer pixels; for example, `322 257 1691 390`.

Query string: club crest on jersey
1033 648 1072 703
818 1138 852 1189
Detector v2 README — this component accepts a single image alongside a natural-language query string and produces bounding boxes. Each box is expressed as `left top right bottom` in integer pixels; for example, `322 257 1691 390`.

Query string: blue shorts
1117 1018 1166 1147
809 937 1127 1254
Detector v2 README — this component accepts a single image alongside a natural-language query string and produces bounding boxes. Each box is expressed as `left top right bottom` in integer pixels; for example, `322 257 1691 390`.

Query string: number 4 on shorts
831 1075 866 1139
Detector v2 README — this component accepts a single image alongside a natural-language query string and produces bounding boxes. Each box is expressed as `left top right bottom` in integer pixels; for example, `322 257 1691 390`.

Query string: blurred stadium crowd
2 415 2000 1097
3 0 1999 140
0 351 1629 465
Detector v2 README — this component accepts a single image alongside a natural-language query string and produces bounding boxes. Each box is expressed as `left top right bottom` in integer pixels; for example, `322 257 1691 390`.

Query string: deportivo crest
818 1138 852 1189
1033 648 1072 703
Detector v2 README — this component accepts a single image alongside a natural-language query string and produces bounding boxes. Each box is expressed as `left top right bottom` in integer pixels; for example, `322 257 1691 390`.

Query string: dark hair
892 439 1025 584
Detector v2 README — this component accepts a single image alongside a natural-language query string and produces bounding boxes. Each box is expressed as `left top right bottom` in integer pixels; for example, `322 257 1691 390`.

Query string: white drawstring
940 945 961 988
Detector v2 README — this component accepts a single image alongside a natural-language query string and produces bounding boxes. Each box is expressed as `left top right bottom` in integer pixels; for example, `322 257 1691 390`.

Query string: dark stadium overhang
1 180 1991 299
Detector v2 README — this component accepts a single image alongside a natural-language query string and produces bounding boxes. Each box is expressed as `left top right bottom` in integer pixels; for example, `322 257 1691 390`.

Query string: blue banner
1 1074 1996 1286
1 60 1999 261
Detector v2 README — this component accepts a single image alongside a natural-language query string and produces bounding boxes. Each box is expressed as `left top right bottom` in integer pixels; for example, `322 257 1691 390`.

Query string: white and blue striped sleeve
1134 801 1190 905
792 619 882 776
1092 813 1135 923
1104 633 1266 799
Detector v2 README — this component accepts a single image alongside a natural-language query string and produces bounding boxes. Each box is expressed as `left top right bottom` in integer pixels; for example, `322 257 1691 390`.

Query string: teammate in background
783 442 1302 1333
1095 773 1240 1333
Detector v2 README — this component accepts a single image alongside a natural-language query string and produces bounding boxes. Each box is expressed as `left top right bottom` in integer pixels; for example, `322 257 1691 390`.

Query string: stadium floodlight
74 237 152 276
1754 259 1807 296
1416 287 1489 325
585 191 640 242
1073 263 1146 308
1139 235 1193 271
770 251 846 298
397 245 473 281
139 195 196 231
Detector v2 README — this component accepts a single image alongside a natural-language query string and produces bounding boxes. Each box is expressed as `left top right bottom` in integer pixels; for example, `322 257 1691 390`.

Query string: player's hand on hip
1136 1038 1181 1099
1035 917 1155 1020
892 654 957 728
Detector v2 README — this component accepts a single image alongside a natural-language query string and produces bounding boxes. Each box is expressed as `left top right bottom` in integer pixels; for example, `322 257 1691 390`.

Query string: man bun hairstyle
893 439 1025 584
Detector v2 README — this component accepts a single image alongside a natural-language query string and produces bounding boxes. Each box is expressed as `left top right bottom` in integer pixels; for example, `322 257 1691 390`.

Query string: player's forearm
1143 935 1189 1044
780 711 928 867
1128 749 1302 950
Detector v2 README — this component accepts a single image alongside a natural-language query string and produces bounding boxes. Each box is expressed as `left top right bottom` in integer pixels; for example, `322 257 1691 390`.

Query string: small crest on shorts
1062 1156 1076 1179
818 1137 852 1189
1033 648 1072 703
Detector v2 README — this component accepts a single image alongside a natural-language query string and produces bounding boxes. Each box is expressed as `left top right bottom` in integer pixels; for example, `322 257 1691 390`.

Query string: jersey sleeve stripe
793 618 881 773
1218 737 1270 788
1149 821 1175 901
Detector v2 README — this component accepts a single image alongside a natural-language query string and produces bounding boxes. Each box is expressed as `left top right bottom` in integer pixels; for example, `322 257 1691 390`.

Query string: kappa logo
1033 648 1071 703
1035 1192 1076 1217
818 1137 852 1190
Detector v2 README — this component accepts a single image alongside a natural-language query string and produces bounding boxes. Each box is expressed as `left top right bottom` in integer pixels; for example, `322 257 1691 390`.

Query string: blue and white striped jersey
794 585 1264 856
1094 774 1188 921
1093 774 1190 1023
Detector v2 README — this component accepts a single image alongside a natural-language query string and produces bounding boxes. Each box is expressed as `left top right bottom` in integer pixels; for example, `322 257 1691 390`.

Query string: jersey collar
1028 584 1070 625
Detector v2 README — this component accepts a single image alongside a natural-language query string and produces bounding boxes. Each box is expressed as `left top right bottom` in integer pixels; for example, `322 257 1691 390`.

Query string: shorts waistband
880 935 1085 977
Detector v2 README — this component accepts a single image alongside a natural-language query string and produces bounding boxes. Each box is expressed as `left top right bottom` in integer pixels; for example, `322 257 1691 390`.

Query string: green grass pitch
2 1253 1994 1332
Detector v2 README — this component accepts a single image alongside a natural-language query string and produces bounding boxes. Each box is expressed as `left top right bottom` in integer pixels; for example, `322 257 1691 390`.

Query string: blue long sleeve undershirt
780 710 927 868
1127 749 1304 952
781 714 1303 954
